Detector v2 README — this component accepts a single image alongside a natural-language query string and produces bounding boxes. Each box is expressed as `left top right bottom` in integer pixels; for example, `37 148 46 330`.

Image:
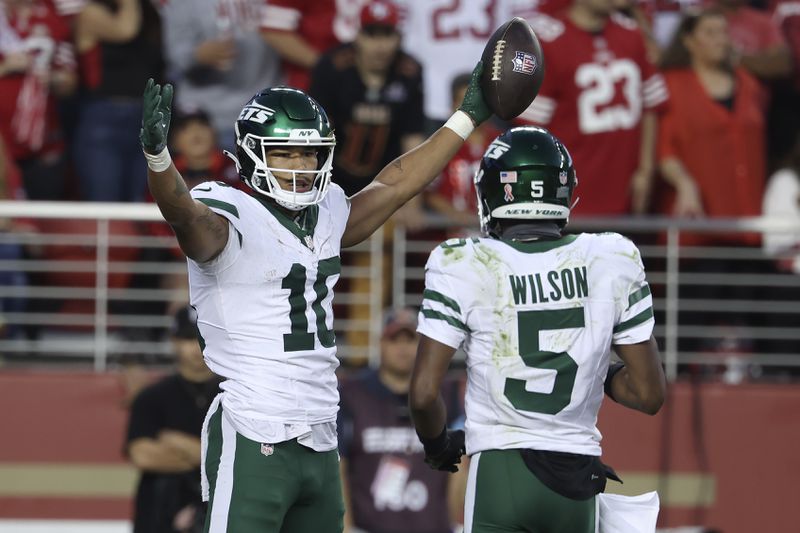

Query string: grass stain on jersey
471 242 518 365
440 246 466 265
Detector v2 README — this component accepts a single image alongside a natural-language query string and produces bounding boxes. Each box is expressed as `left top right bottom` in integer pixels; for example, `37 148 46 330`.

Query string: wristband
604 362 625 402
418 426 448 456
443 110 475 141
144 147 172 172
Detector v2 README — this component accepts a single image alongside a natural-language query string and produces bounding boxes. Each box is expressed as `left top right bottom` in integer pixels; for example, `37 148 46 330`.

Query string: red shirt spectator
656 8 766 247
658 69 765 220
261 0 365 90
521 10 668 215
435 143 481 216
0 0 75 161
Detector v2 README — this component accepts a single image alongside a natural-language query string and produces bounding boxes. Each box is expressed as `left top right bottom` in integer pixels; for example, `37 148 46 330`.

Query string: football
480 17 545 121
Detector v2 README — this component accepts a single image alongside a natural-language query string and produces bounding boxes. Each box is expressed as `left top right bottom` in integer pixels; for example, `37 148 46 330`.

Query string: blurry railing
393 215 800 381
0 201 799 380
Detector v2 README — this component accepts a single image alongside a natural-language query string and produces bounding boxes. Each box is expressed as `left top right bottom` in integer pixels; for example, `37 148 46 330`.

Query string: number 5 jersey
417 233 654 457
187 181 350 451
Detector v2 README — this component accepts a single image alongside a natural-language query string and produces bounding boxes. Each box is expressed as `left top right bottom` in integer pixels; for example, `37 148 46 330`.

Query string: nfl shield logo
261 443 274 457
504 184 515 202
559 171 568 185
512 51 537 75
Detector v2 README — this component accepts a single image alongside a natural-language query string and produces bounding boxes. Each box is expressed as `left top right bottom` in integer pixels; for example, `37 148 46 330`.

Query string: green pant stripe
206 407 238 532
203 402 223 533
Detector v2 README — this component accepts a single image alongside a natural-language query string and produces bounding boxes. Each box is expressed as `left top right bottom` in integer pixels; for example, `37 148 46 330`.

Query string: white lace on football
491 40 506 81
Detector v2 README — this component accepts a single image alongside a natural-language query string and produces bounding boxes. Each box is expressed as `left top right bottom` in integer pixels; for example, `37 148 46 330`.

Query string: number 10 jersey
417 234 654 456
187 181 350 449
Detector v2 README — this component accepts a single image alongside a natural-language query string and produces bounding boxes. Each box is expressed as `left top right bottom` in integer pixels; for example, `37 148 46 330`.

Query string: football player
138 65 490 533
409 126 667 532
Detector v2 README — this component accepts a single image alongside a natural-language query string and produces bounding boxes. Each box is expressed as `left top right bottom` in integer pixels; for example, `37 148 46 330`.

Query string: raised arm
341 63 491 248
140 79 229 263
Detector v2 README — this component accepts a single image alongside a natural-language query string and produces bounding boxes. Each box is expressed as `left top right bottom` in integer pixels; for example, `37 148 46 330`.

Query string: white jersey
188 181 351 450
417 233 654 456
395 0 532 120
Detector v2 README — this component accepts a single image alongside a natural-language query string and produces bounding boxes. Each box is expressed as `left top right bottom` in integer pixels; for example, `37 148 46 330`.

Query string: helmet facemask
233 127 335 211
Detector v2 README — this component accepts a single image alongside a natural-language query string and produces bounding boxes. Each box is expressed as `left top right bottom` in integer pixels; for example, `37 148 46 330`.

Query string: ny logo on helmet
238 103 276 124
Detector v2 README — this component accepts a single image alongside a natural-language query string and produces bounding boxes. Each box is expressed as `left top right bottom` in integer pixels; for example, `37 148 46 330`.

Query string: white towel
597 491 660 533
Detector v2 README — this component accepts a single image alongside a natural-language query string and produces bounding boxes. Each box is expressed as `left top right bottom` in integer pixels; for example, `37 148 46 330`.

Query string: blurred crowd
1 0 799 354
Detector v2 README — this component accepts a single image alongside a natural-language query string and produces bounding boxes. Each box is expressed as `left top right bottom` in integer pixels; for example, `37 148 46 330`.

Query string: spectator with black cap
125 304 222 533
309 0 425 197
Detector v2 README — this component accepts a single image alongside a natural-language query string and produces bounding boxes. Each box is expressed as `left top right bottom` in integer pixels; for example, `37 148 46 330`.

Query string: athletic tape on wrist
444 110 475 141
144 147 172 172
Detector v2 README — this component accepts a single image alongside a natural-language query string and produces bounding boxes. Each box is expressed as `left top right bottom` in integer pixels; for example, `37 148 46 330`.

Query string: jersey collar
500 234 578 253
255 195 319 249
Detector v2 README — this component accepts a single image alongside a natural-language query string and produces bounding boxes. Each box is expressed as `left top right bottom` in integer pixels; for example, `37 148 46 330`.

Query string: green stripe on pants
203 403 223 533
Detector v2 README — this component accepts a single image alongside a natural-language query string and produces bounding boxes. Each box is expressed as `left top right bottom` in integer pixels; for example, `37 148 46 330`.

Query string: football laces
491 39 506 81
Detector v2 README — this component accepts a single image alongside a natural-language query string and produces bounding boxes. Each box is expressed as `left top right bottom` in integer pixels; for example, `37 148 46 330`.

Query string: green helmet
475 126 577 235
230 87 336 211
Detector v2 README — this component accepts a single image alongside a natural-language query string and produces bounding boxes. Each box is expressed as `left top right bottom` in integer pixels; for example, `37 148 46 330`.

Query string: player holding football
409 126 666 532
138 60 490 532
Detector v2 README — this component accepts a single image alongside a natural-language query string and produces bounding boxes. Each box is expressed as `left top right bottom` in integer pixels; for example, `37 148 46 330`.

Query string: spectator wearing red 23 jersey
520 0 669 216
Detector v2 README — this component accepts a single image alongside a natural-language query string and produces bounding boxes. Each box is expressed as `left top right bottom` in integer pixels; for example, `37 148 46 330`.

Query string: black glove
419 427 465 473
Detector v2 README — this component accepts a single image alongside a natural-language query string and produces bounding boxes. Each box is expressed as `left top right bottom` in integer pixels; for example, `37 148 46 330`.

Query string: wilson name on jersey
187 181 351 429
417 234 654 456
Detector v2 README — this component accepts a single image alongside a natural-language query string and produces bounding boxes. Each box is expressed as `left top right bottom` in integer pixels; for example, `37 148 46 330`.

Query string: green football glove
140 78 173 155
457 61 492 127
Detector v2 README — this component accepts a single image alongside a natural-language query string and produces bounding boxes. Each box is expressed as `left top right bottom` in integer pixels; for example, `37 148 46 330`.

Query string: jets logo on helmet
238 103 276 124
226 87 336 211
484 139 511 160
474 126 577 236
